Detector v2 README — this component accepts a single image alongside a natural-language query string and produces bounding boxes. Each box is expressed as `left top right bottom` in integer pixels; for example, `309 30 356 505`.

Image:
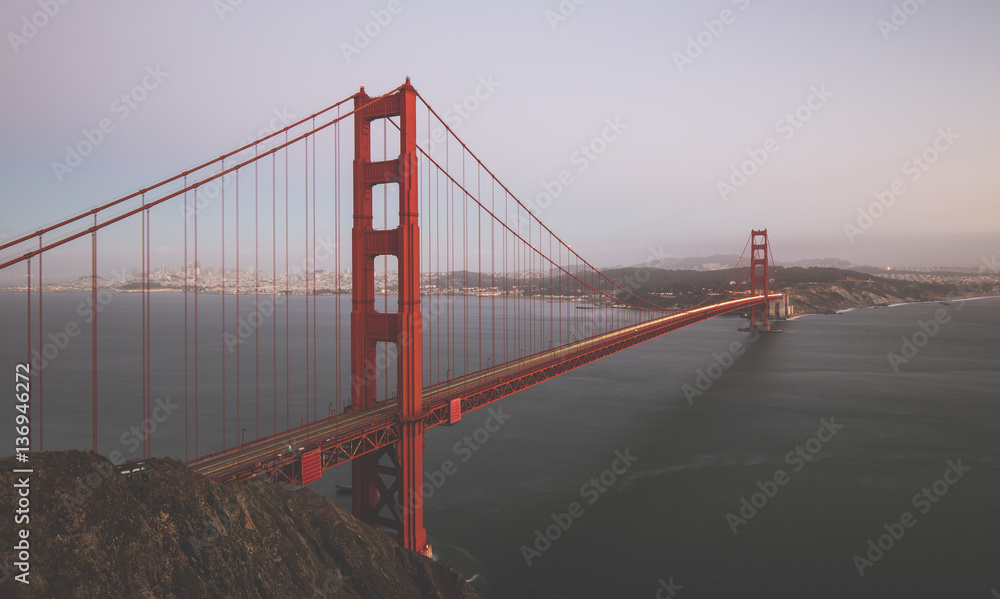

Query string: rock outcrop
786 279 950 315
0 451 481 599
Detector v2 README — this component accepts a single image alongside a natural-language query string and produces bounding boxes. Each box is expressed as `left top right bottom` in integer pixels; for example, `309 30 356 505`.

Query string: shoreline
787 294 1000 319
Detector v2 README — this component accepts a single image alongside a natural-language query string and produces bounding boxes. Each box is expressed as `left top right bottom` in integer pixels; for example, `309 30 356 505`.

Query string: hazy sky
1 0 998 269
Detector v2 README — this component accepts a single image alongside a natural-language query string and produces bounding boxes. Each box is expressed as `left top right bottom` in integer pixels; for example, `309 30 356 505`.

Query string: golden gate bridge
0 79 786 555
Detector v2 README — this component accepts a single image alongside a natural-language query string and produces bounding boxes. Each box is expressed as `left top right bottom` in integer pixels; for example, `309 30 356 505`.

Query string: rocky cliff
785 279 950 315
0 451 481 599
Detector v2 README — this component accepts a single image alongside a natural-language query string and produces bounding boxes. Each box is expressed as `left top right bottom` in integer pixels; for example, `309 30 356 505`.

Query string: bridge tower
749 229 770 332
350 79 428 554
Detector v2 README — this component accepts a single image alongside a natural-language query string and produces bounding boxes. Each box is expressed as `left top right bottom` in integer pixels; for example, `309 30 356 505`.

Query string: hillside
780 279 950 314
0 451 480 599
599 266 964 314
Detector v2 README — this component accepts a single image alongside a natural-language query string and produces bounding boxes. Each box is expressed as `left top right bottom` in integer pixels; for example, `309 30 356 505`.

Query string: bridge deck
187 294 782 484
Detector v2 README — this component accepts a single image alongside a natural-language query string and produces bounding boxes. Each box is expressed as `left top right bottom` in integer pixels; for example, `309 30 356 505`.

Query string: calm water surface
2 293 998 598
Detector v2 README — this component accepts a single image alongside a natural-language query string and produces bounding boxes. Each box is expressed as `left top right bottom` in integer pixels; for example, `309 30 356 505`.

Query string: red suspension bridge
1 79 787 555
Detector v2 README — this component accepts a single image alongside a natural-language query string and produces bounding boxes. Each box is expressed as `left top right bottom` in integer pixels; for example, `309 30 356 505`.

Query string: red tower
350 80 427 554
749 229 770 331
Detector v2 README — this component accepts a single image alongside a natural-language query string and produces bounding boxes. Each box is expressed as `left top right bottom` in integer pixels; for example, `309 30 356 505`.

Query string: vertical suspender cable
236 165 240 441
221 163 226 449
271 150 277 436
335 108 341 415
26 258 32 452
312 122 317 422
465 154 470 373
444 164 449 380
478 164 482 370
92 214 98 453
490 178 495 368
183 182 188 461
383 119 388 401
37 237 43 450
285 133 290 430
255 152 260 439
141 202 147 458
305 132 310 421
145 200 151 457
194 187 199 458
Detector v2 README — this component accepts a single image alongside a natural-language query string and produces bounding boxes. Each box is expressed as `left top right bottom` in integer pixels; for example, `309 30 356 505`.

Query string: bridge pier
350 79 429 555
769 293 792 320
747 229 775 332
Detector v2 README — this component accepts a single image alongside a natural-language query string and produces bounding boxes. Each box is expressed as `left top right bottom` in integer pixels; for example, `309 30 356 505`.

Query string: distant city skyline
3 252 996 290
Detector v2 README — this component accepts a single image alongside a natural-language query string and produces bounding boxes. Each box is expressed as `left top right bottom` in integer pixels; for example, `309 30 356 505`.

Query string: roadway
188 294 779 481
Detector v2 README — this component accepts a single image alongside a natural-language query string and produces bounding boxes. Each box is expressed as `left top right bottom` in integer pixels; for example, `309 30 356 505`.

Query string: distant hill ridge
599 265 971 314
